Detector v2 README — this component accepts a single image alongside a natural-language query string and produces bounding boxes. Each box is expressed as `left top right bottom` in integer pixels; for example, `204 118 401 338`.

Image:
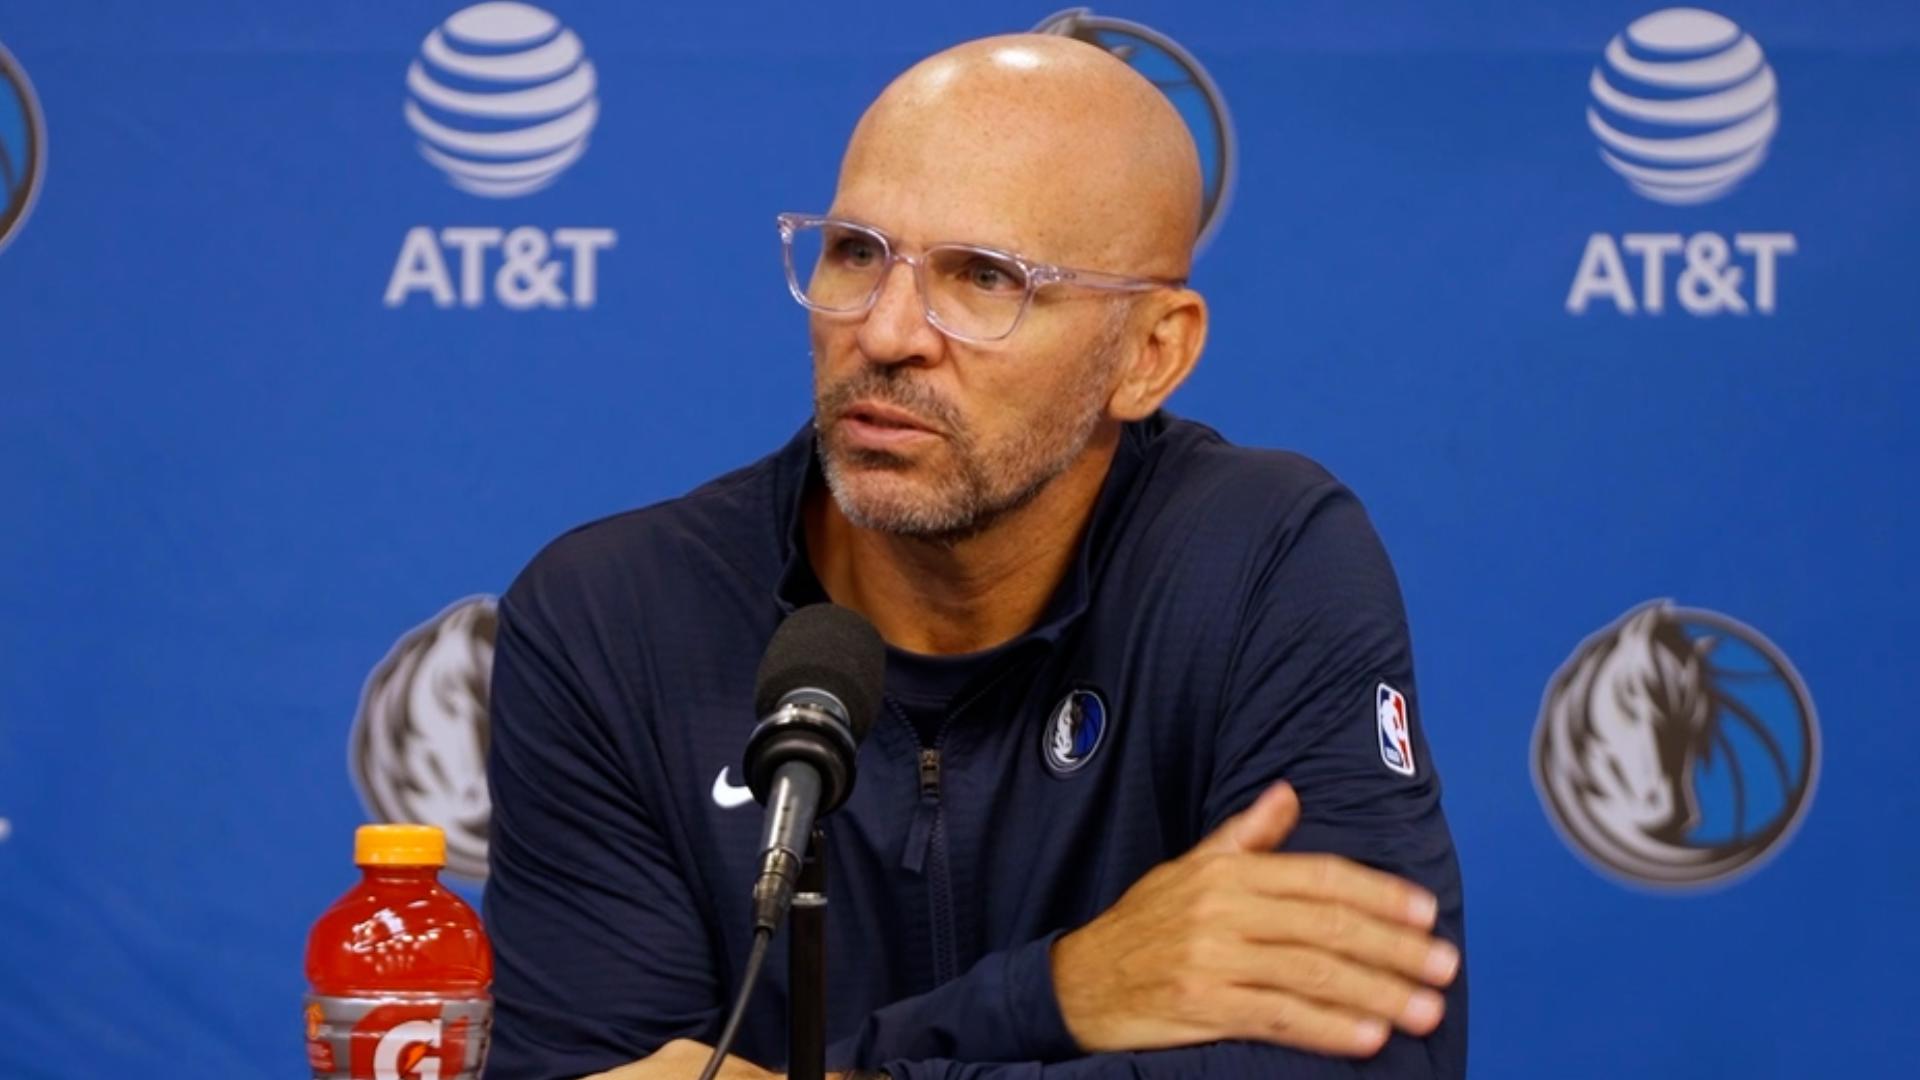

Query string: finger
1221 895 1460 988
1211 983 1395 1058
1192 782 1300 857
1213 942 1446 1037
1233 851 1441 930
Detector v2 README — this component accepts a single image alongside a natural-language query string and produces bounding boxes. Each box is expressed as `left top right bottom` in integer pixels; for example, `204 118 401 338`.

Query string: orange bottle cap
354 824 446 867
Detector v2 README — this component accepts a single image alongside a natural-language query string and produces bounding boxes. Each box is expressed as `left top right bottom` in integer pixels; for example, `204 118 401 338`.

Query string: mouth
836 400 942 452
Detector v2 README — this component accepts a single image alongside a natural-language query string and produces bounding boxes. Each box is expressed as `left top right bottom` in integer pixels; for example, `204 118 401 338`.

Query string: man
483 33 1465 1080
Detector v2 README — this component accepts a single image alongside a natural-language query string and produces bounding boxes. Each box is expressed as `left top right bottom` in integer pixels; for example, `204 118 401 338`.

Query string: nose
855 258 945 367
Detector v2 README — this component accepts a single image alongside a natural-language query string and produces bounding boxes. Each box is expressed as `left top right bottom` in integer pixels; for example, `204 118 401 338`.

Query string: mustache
816 369 965 439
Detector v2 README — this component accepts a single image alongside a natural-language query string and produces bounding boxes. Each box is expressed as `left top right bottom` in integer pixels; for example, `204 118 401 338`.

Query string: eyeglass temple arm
1044 266 1188 291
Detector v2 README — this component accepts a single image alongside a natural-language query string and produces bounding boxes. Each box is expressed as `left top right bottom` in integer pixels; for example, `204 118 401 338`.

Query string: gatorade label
304 994 491 1079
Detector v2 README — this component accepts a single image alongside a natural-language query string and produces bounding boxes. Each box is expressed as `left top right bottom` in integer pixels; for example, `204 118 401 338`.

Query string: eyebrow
822 210 1038 259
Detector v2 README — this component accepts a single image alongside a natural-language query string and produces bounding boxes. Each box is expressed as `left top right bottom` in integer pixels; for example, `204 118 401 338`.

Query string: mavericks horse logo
1035 8 1235 252
1044 688 1109 775
0 38 46 255
351 596 498 881
1532 601 1818 889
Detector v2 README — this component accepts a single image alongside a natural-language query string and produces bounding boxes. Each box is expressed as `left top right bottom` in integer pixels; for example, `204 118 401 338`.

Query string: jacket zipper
920 741 958 985
904 653 1047 988
894 699 961 988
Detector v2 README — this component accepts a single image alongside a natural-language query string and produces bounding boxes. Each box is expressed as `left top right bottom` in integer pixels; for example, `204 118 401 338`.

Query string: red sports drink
305 824 492 1079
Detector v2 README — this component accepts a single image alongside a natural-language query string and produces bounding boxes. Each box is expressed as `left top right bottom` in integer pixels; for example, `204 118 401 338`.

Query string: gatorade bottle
305 824 492 1079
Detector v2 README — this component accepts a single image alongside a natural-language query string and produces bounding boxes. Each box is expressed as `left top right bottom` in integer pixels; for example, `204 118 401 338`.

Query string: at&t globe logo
1565 8 1796 318
0 38 46 256
385 2 616 310
1532 601 1819 890
405 1 600 198
1587 7 1777 206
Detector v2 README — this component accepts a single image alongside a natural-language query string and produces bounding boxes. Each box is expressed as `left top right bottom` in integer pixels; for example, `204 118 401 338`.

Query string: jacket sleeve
871 482 1468 1080
481 581 725 1080
824 931 1082 1069
874 1036 1445 1080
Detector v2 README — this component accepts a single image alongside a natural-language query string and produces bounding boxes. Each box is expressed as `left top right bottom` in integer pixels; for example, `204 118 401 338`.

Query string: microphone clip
743 689 858 813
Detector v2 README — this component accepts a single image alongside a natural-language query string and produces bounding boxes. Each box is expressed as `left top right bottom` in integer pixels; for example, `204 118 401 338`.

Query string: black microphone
744 603 885 934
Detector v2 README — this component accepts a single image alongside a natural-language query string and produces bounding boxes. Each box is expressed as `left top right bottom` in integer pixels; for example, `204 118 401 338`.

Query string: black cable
696 926 774 1080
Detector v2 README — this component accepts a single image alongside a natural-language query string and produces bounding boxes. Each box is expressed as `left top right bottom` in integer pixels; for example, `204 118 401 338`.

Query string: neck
805 425 1120 655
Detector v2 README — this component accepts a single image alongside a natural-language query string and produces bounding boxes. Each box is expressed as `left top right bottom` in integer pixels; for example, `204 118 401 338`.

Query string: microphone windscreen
753 603 886 741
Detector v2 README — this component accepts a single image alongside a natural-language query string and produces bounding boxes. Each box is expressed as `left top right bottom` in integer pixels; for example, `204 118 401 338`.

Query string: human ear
1109 289 1207 421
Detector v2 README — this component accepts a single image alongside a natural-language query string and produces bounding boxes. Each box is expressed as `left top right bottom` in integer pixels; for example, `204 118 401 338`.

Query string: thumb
1193 781 1300 856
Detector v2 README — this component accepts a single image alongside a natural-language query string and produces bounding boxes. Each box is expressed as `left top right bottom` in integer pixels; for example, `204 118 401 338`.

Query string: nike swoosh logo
711 768 754 809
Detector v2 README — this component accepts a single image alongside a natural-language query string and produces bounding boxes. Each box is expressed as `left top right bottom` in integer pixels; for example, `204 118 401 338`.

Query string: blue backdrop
2 2 1915 1076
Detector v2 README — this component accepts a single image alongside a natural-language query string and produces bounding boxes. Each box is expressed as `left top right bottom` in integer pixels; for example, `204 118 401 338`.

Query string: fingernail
1400 989 1444 1032
1353 1019 1390 1050
1425 941 1460 985
1407 891 1437 927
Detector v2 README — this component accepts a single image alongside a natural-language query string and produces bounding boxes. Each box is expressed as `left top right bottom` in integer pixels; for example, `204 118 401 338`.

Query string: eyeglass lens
785 220 1032 340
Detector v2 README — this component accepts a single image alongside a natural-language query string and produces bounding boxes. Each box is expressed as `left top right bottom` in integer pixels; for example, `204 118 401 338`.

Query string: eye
957 255 1024 293
825 230 881 268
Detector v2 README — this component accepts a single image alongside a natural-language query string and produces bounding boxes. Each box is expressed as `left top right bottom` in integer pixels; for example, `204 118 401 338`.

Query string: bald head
833 34 1203 279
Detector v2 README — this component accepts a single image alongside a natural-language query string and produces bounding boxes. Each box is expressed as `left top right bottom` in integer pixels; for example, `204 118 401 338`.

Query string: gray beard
815 306 1128 543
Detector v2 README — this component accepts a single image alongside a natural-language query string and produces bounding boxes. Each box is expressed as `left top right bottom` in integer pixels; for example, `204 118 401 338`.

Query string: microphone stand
788 827 827 1080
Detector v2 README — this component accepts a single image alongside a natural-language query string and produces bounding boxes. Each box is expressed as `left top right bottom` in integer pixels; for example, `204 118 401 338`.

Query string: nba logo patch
1377 683 1415 777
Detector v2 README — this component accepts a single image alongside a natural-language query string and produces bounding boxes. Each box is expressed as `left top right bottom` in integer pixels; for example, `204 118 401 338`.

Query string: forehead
828 103 1129 266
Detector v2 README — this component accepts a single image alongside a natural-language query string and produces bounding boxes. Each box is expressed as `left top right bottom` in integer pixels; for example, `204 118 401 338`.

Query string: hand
583 1039 778 1080
1050 782 1460 1058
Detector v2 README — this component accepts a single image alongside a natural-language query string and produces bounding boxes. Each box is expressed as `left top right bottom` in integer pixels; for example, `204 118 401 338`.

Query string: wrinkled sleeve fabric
875 481 1468 1079
826 931 1083 1069
481 576 725 1080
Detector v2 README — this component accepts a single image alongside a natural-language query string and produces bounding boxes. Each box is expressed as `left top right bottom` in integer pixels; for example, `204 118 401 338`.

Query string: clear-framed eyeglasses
777 213 1185 344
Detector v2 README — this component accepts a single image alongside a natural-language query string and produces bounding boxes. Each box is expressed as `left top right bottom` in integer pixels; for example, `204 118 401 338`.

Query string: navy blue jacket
482 414 1467 1079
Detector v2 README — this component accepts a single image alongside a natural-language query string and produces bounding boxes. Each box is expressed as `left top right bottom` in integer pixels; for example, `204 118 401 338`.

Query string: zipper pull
902 748 942 874
919 748 942 801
